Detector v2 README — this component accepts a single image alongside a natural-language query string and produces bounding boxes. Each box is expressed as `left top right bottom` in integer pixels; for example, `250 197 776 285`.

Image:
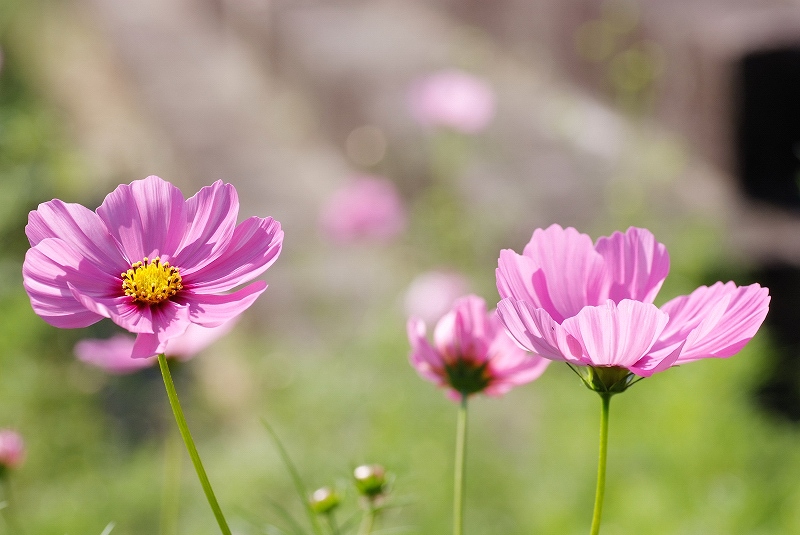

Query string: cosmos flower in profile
24 175 283 359
495 224 770 391
408 294 549 400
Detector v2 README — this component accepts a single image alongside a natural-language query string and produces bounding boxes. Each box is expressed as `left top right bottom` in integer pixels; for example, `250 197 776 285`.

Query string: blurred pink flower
404 269 470 326
75 319 237 374
408 295 549 400
320 176 406 243
408 69 496 133
23 175 283 358
496 225 770 389
0 430 24 470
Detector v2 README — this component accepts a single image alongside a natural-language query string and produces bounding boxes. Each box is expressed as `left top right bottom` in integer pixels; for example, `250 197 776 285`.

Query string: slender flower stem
453 394 468 535
158 354 231 535
262 419 324 535
326 512 341 535
590 393 612 535
357 504 377 535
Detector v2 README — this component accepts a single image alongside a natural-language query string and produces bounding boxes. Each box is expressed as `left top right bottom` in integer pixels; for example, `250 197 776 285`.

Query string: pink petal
486 318 534 363
96 175 187 262
150 302 192 340
0 431 25 469
183 217 283 292
180 281 267 327
132 333 164 359
484 343 550 396
173 180 239 270
75 335 157 374
594 227 669 303
68 278 192 340
656 282 732 347
407 318 446 384
165 320 237 360
630 340 684 378
129 304 192 359
496 250 560 320
495 298 582 363
561 300 668 368
433 296 490 363
445 389 466 402
484 309 549 381
68 283 155 334
75 320 233 373
26 200 127 270
520 224 607 321
658 282 770 364
22 239 111 328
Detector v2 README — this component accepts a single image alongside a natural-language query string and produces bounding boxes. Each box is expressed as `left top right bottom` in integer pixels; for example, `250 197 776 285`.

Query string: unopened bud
309 486 341 515
353 464 387 498
0 430 24 474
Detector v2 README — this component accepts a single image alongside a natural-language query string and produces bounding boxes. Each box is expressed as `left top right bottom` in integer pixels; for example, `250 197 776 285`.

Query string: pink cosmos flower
75 319 237 374
24 175 283 359
408 294 550 400
495 225 770 390
320 175 406 243
407 69 496 134
404 269 470 326
0 430 24 470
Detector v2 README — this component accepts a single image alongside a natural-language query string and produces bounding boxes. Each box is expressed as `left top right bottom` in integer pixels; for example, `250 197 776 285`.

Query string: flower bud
0 430 24 473
309 486 341 515
353 464 387 498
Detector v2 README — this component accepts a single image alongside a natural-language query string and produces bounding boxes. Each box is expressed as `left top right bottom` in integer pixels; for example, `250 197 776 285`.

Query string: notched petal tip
184 216 284 292
183 280 267 327
594 226 670 304
496 298 576 363
563 299 668 369
659 281 771 364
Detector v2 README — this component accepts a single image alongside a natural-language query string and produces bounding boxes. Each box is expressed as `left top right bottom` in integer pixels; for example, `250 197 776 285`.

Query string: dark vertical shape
736 46 800 209
751 264 800 422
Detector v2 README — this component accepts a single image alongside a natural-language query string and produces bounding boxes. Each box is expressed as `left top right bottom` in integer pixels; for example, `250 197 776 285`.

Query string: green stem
158 354 231 535
356 504 377 535
261 419 324 535
453 395 468 535
325 511 341 535
589 393 612 535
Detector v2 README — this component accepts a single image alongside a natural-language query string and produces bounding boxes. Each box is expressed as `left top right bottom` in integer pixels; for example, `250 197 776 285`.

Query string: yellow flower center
121 257 183 305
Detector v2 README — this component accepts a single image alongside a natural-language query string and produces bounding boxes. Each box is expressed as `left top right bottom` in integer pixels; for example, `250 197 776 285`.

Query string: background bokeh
2 0 800 533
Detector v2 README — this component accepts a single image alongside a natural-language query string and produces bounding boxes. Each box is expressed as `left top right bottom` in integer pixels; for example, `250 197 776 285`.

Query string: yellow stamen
121 257 183 305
